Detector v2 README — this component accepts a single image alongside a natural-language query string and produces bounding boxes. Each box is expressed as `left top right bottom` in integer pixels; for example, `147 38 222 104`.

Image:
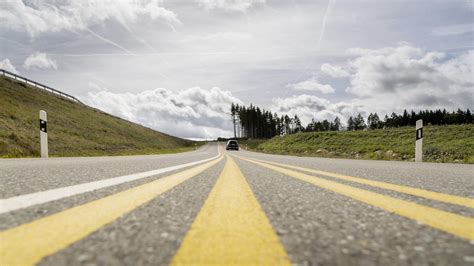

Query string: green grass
240 124 474 163
0 76 197 158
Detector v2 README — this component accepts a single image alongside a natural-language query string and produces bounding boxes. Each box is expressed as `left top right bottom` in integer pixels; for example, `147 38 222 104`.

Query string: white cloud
270 94 363 125
24 52 58 70
197 0 265 11
286 78 335 94
321 63 350 78
0 58 19 74
0 0 180 37
344 45 473 111
81 86 243 139
432 23 474 36
438 50 474 86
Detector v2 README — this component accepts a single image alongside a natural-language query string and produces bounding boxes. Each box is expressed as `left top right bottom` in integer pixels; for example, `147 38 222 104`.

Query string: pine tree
332 117 341 131
467 109 473 124
347 116 355 131
402 109 409 126
322 120 330 131
367 113 373 129
230 103 237 138
293 115 303 133
354 113 366 130
368 113 380 129
373 113 381 128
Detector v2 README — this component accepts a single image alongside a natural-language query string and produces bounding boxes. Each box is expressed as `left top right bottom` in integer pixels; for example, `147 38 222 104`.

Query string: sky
1 0 473 139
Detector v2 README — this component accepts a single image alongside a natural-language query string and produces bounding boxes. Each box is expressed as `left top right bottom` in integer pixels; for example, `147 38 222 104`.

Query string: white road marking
0 149 221 214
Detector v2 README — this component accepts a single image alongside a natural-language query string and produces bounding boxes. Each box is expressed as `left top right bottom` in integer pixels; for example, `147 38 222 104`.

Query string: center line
171 155 291 265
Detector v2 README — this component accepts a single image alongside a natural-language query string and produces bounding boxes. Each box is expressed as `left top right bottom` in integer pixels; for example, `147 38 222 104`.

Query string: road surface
1 143 473 265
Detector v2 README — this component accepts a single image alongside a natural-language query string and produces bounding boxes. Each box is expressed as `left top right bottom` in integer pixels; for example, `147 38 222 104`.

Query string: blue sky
1 0 473 139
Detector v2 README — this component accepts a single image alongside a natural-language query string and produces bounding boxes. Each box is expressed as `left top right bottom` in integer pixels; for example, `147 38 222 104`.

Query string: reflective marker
415 119 423 163
39 110 48 158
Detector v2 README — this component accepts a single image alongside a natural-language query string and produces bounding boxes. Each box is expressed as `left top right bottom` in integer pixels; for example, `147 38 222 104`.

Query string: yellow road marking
237 156 474 209
171 155 291 265
0 156 223 266
237 156 474 241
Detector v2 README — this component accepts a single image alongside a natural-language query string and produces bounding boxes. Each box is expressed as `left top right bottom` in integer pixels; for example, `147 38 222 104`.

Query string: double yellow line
235 155 474 241
171 156 290 265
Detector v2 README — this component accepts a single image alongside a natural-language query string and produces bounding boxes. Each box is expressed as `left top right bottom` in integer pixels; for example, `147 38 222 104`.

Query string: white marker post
415 119 423 163
40 110 48 158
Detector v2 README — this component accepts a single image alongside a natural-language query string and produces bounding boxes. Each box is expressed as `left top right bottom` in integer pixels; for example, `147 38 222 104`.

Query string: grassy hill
0 76 195 158
241 124 474 164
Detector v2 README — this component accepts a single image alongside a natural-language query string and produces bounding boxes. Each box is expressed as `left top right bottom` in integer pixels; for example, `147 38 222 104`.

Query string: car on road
226 140 239 151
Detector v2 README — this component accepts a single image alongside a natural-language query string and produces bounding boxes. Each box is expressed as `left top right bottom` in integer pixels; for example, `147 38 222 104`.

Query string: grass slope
0 76 194 158
242 124 474 163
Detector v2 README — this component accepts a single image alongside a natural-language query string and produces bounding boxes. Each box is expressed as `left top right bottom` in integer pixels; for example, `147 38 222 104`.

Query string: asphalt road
1 142 473 265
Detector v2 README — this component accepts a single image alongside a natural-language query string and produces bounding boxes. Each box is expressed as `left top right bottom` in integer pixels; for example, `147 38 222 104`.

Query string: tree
456 108 465 124
467 109 473 124
322 119 330 131
331 117 341 131
402 109 409 126
230 103 237 138
384 114 390 128
293 115 303 133
284 115 292 134
368 113 380 129
373 113 381 128
347 116 355 131
354 113 366 130
275 114 283 135
367 113 374 129
306 118 315 132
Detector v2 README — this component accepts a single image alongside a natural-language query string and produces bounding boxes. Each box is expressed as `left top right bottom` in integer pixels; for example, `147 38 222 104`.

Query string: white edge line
0 146 221 215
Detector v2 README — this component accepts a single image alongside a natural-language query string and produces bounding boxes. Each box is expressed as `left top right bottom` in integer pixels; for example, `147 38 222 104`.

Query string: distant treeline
230 103 473 138
231 103 340 138
359 109 474 130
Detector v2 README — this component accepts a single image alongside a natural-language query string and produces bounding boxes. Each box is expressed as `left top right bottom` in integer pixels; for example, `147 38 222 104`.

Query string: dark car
226 140 239 151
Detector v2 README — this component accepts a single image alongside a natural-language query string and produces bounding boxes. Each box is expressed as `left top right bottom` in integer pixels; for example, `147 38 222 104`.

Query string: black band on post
416 128 422 140
40 119 48 133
